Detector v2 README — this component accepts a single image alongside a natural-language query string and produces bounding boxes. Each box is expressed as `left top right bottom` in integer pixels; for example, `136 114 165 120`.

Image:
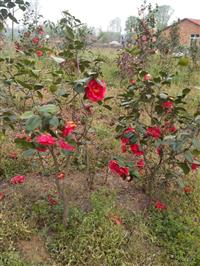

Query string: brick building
161 18 200 46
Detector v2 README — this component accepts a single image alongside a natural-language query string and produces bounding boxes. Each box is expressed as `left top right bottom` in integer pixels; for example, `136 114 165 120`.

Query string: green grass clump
46 189 153 265
0 252 30 266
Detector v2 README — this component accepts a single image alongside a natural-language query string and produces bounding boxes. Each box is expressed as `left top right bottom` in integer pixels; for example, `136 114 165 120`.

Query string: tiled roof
187 19 200 26
160 18 200 32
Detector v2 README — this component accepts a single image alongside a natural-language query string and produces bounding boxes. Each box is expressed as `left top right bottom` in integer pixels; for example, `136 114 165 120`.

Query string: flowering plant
109 69 200 206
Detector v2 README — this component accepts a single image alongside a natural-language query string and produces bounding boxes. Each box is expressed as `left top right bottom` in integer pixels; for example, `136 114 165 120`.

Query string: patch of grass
0 251 30 266
0 196 34 266
1 156 32 180
45 189 163 265
148 179 200 266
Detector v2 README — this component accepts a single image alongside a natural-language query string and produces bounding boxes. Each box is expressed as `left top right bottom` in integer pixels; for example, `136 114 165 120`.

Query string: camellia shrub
118 1 158 80
13 77 107 225
109 68 200 206
0 8 111 225
110 1 200 208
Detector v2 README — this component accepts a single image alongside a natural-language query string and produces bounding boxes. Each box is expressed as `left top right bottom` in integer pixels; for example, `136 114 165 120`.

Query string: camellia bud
57 172 65 180
130 79 136 85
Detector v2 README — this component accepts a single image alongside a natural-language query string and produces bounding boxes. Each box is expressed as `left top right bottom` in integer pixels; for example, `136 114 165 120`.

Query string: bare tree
108 17 121 33
155 5 174 31
29 0 41 25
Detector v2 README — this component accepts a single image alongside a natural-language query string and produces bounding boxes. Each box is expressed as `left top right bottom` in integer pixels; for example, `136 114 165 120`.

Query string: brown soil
18 236 53 266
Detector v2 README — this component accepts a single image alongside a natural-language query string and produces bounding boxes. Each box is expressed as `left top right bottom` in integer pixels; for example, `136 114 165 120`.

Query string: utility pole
11 8 14 41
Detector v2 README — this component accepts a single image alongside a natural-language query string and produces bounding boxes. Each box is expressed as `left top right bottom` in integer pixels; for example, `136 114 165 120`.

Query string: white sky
37 0 200 31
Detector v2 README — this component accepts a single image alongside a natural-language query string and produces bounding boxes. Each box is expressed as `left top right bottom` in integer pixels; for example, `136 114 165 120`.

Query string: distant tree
29 0 41 24
155 5 174 30
169 20 180 50
125 16 138 33
108 17 121 33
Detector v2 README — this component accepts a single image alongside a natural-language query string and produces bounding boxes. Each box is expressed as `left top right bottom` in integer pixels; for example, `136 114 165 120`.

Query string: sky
34 0 200 32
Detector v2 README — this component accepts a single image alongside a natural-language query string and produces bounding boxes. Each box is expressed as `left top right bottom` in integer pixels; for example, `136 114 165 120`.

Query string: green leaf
49 116 59 128
103 105 112 111
103 96 114 102
8 12 18 23
61 149 74 156
175 175 185 189
0 9 8 19
57 89 70 98
184 151 193 163
37 91 43 99
195 115 200 124
34 84 44 90
15 138 34 149
26 115 42 131
20 111 34 119
7 2 16 8
192 138 200 150
129 170 140 179
38 104 59 114
159 93 168 99
182 88 191 96
74 83 85 94
177 162 190 175
23 149 36 157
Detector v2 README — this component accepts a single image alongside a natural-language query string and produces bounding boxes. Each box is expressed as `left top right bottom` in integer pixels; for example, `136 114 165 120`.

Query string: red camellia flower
58 139 75 151
162 101 174 109
38 29 44 35
32 37 39 44
109 160 129 179
121 127 135 153
0 192 5 201
130 144 144 156
10 175 25 185
168 126 177 133
183 186 191 193
36 50 43 57
137 159 145 169
155 201 167 210
62 121 76 137
26 136 32 142
142 35 147 41
164 121 177 133
15 132 26 139
152 36 157 43
85 79 106 102
121 128 135 144
36 147 47 152
143 73 151 81
84 104 93 114
47 195 58 206
9 152 17 159
191 163 199 171
37 26 44 35
36 134 55 146
57 172 65 180
147 126 161 140
130 79 136 85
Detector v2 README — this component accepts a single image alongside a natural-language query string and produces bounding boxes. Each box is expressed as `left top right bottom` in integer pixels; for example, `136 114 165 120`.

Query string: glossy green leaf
26 115 42 131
